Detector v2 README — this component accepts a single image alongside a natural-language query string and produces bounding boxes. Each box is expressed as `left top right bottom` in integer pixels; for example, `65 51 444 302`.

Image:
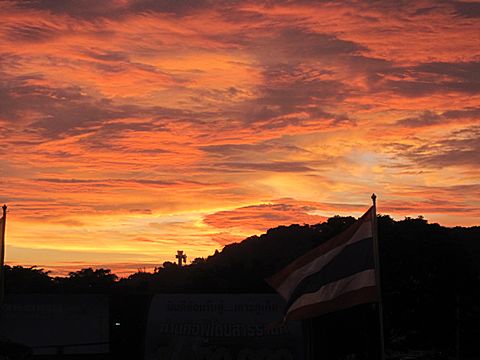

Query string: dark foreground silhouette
4 215 480 359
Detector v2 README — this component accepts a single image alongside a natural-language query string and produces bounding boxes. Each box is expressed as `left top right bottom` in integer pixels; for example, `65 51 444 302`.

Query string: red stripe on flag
286 286 378 321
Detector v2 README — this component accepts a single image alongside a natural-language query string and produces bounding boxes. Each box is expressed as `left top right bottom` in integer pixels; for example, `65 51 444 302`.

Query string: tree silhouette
4 214 480 356
55 267 118 293
4 265 53 293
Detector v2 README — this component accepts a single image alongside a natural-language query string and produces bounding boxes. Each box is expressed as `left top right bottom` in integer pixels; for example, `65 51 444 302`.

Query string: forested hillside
5 215 480 356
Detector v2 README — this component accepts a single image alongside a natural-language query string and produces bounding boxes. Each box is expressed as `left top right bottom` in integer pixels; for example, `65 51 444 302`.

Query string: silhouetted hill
5 214 480 356
6 215 479 296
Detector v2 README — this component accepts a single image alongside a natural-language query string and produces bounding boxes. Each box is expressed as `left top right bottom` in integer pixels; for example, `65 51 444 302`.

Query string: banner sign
145 294 303 360
0 294 109 355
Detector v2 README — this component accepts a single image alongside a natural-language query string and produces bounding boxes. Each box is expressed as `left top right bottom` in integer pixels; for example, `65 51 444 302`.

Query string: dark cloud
34 178 178 187
0 73 45 119
375 61 480 97
232 64 352 127
14 0 128 18
270 29 367 58
412 6 442 16
15 0 214 18
221 28 388 127
0 73 208 139
82 49 130 62
200 142 309 157
386 80 479 96
402 126 480 167
205 27 370 127
213 161 315 172
396 108 480 127
30 101 125 137
12 0 480 25
5 24 59 42
35 178 103 184
236 27 370 69
198 140 337 175
453 1 480 18
397 111 442 127
347 55 392 77
33 178 219 189
128 0 211 16
78 48 177 78
415 61 480 82
443 108 480 119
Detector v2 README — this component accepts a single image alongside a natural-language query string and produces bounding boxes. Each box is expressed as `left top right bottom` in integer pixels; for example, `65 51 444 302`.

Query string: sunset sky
1 0 479 275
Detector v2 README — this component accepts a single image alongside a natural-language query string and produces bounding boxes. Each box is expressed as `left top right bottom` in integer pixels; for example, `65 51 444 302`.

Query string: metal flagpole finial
2 204 6 215
371 193 377 206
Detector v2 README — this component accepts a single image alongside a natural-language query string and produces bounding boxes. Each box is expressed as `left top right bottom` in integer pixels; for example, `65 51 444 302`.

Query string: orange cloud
0 0 479 275
205 199 336 235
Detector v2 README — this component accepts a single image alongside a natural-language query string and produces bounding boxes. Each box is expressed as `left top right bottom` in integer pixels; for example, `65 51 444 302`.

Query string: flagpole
0 204 6 304
371 194 385 360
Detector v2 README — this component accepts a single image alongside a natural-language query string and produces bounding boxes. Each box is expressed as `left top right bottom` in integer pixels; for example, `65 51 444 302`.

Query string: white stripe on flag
286 269 376 315
277 220 372 299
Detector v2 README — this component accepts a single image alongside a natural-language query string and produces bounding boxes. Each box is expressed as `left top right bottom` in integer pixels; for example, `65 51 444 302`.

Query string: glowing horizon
1 0 479 276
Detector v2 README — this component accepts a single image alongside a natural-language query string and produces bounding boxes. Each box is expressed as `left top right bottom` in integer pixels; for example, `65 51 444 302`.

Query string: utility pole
371 194 385 360
0 204 7 303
